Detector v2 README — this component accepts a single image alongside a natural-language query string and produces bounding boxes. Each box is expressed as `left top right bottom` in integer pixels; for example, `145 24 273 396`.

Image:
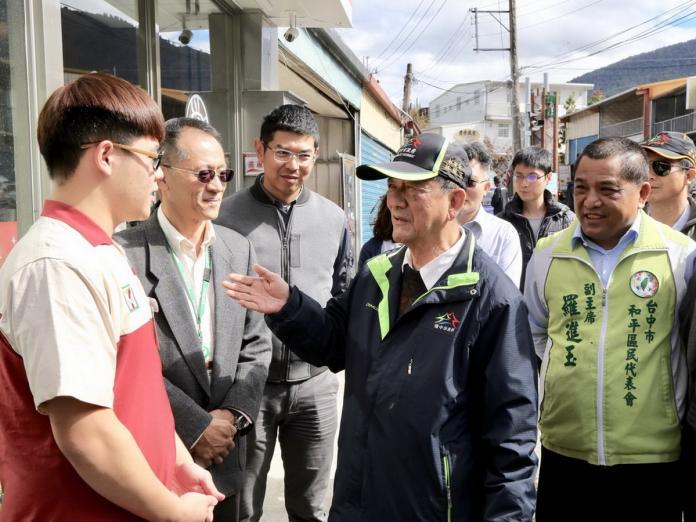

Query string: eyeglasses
80 142 163 171
513 172 547 183
650 159 690 177
266 146 315 165
466 178 488 188
161 164 234 183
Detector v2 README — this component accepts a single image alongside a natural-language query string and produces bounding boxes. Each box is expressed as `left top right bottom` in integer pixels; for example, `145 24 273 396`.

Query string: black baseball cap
356 133 472 188
641 131 696 167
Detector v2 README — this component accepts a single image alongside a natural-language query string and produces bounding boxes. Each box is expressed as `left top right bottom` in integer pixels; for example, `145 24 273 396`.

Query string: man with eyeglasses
456 141 523 287
115 117 271 521
0 75 224 520
641 131 696 238
216 104 352 522
499 146 574 287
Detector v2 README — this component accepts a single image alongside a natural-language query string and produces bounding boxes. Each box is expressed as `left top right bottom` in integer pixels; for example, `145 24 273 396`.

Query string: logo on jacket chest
433 312 460 333
629 271 659 298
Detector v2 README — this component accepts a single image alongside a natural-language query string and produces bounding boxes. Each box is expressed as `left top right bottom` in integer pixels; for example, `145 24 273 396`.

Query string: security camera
179 28 193 46
283 26 299 43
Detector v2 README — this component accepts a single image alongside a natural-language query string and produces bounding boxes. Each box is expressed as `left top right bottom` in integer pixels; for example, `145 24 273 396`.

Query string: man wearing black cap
641 131 696 238
223 133 539 521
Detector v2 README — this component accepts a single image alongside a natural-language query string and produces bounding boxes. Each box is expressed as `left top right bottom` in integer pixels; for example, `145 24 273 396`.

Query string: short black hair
462 141 492 168
260 104 320 148
511 146 552 174
161 117 222 163
576 137 648 184
493 175 501 185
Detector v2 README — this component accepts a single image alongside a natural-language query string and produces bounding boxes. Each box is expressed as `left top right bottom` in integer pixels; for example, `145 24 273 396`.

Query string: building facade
426 79 593 152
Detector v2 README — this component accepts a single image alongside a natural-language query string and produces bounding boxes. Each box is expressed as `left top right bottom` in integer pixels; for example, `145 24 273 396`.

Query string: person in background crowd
116 117 272 521
457 141 523 287
499 146 574 287
491 174 508 214
525 137 695 522
0 73 222 521
565 165 575 212
216 104 352 522
224 133 538 521
357 195 397 271
641 131 696 238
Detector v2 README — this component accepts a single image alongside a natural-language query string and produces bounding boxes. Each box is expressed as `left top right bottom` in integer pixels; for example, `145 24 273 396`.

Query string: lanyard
171 246 212 347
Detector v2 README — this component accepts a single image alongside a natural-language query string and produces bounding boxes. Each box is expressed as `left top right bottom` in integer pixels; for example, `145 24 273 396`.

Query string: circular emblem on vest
629 271 659 298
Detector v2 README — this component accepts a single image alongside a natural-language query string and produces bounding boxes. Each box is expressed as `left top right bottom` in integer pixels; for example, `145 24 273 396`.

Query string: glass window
61 1 140 85
497 124 510 138
0 1 20 260
474 89 481 105
158 1 221 120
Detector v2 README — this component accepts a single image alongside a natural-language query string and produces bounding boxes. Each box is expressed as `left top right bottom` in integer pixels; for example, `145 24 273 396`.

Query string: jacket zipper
279 210 293 380
553 248 664 465
442 451 452 522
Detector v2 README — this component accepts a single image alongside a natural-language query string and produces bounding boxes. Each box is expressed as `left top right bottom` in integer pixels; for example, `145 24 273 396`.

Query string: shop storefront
0 0 353 259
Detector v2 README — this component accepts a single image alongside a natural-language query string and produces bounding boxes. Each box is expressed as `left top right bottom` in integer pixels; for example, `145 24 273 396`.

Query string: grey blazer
115 213 271 496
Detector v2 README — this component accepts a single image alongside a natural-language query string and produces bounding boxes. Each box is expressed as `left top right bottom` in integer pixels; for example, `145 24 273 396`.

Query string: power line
478 0 603 37
375 0 441 70
378 0 454 73
419 12 472 74
373 0 427 60
520 1 696 72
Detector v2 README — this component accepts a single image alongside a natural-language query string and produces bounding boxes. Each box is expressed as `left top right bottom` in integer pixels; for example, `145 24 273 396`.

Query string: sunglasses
161 164 234 183
650 159 689 177
81 142 163 171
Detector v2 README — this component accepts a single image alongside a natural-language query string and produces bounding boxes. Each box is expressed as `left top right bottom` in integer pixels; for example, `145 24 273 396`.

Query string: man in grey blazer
116 117 271 521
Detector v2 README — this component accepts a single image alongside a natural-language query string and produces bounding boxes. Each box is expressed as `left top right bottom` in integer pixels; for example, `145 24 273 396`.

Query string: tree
588 89 605 105
563 94 577 114
482 137 513 179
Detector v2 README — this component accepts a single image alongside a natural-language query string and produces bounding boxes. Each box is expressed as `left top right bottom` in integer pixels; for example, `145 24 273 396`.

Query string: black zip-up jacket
267 234 538 521
498 189 575 287
216 176 352 382
680 196 696 240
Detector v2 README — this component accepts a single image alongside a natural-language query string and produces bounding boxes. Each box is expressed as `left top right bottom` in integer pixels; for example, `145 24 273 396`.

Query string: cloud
338 0 696 106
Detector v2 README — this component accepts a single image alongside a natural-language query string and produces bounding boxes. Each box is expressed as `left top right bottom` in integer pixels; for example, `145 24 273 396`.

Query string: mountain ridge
571 38 696 96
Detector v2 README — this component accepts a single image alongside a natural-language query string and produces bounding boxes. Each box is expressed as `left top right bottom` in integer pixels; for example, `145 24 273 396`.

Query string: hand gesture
223 264 290 314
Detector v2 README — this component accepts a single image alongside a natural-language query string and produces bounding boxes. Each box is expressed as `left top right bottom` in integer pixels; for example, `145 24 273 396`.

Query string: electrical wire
377 0 452 73
373 0 427 60
520 0 696 72
375 0 441 70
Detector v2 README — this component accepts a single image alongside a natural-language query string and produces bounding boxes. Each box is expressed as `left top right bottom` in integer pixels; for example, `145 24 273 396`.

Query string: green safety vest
535 214 692 466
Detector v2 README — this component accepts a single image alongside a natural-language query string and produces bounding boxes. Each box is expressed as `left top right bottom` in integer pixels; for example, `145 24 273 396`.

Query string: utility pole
509 0 522 153
402 63 413 113
471 1 522 154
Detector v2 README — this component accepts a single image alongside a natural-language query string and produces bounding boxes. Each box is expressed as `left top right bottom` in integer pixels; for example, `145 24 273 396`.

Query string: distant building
562 77 691 166
426 80 593 151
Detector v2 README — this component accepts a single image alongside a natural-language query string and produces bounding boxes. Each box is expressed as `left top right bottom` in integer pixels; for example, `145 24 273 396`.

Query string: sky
336 0 696 108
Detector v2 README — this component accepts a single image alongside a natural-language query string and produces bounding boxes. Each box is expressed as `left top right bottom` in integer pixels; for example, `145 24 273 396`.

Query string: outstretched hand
223 264 290 314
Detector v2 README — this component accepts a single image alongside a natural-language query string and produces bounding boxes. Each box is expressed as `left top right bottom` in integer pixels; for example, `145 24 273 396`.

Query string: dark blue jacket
268 232 538 521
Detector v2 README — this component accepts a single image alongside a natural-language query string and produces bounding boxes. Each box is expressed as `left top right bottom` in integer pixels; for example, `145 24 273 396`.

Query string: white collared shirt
403 229 467 290
157 207 216 366
462 205 523 287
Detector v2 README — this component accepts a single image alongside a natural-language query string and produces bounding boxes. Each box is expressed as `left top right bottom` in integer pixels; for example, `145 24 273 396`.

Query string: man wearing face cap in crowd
641 131 696 238
222 133 539 521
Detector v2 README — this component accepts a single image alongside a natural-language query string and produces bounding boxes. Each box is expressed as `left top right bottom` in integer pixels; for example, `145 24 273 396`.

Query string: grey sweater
216 175 352 382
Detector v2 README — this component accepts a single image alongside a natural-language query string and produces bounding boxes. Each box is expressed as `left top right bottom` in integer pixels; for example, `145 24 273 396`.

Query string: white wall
430 81 486 125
